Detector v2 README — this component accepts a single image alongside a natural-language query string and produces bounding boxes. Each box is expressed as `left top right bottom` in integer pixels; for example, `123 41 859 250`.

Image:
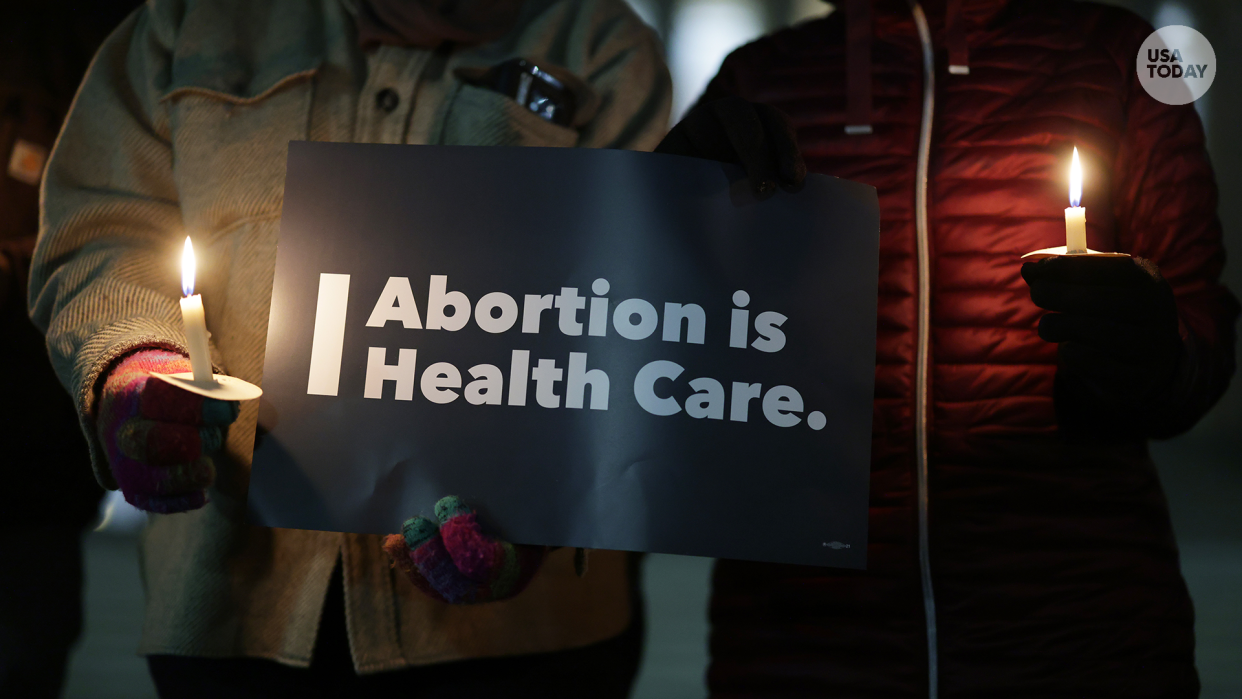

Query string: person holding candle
28 0 676 694
679 1 1239 697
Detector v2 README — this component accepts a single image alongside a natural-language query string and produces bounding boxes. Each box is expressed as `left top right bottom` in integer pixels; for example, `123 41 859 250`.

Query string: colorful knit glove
383 496 547 604
96 349 239 513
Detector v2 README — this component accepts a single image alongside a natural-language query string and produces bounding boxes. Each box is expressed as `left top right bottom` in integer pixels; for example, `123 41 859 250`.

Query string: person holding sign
29 0 679 694
691 1 1238 698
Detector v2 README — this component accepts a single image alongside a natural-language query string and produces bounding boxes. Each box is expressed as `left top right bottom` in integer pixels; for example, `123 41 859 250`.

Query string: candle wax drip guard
151 371 263 401
1021 245 1131 261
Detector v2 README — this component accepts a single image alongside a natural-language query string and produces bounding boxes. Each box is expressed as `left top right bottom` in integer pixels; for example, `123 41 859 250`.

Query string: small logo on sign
1137 25 1215 106
822 541 850 550
7 139 48 186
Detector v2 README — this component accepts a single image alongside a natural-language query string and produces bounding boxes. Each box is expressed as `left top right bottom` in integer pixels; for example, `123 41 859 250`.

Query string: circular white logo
1137 25 1215 105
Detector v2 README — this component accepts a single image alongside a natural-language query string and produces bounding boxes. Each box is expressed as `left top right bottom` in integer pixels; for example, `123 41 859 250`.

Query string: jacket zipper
907 2 939 697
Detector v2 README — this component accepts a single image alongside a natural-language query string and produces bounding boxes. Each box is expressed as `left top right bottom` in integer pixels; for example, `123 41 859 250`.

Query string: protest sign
250 142 879 568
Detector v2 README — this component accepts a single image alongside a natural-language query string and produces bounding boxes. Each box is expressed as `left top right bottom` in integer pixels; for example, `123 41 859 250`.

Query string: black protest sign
250 143 879 568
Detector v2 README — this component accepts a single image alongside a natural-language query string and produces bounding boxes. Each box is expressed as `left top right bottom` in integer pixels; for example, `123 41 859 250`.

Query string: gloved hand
96 349 239 513
1021 256 1185 436
655 95 806 195
383 496 546 604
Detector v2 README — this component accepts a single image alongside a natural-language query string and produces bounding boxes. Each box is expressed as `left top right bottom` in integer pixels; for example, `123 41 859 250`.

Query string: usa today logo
1138 25 1215 106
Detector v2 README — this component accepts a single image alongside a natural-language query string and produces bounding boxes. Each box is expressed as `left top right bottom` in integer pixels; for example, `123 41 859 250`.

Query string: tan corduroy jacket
30 0 670 672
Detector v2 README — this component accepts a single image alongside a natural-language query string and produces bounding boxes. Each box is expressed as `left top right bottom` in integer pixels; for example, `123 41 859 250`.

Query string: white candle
180 237 213 383
1065 147 1087 254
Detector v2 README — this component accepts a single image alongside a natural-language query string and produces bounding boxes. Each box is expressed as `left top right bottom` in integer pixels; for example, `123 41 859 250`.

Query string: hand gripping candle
180 237 214 383
1065 147 1087 254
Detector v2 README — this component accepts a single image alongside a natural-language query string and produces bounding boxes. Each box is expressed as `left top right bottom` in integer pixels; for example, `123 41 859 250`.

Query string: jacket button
376 88 399 113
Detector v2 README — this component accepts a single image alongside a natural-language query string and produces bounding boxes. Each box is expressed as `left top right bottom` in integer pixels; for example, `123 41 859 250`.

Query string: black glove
655 96 806 195
1021 256 1186 438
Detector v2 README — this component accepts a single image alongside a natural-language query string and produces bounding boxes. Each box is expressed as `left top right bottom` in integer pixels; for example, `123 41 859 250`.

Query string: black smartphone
474 58 577 127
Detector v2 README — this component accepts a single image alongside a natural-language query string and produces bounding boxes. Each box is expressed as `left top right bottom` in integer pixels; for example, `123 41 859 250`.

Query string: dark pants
0 527 86 699
149 565 644 698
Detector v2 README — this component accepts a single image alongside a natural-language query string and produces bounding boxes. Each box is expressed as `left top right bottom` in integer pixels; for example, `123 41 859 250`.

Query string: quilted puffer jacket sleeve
1105 14 1240 438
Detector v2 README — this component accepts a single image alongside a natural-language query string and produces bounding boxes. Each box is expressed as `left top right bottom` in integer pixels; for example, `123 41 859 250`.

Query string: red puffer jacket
701 1 1238 697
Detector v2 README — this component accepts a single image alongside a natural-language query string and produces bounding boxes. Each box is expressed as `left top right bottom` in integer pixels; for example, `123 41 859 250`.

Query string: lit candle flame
1069 147 1082 208
181 236 196 297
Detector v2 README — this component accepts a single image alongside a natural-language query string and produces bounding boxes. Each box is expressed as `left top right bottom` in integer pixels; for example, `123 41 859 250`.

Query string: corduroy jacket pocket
439 82 578 148
163 68 318 223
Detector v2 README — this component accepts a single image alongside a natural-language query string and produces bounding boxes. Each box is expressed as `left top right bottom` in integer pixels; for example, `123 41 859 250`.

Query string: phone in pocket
473 58 577 127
